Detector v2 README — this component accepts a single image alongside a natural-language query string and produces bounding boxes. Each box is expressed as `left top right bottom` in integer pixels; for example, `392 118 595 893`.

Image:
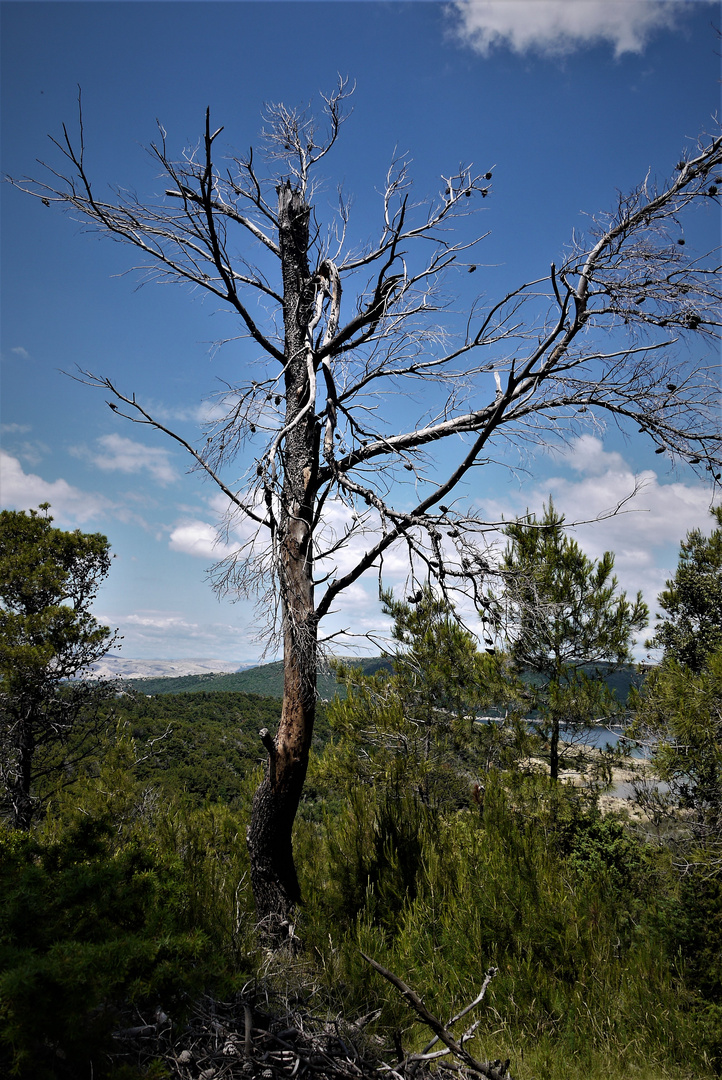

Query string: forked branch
362 953 511 1080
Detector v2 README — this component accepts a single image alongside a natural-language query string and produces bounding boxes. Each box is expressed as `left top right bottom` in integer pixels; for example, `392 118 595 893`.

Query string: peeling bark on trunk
246 619 316 934
246 181 319 938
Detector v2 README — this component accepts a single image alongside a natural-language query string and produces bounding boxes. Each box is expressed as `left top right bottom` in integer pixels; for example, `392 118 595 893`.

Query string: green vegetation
0 506 119 829
0 728 254 1080
631 508 722 864
296 775 713 1079
628 508 722 1032
1 517 721 1079
502 502 647 779
89 689 333 808
320 589 532 810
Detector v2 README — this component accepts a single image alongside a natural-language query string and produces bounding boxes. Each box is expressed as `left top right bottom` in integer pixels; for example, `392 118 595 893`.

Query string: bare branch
10 91 721 927
362 954 511 1080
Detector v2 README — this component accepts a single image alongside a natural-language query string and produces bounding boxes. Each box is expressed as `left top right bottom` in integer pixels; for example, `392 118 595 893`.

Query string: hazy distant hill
122 657 643 703
89 657 252 680
123 657 392 698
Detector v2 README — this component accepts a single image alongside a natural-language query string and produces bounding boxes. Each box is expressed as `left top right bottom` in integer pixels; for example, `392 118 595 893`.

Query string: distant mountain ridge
89 657 255 680
117 657 644 704
121 657 391 699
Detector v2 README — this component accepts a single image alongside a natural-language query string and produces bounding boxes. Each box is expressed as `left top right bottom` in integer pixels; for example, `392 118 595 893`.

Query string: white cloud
449 0 687 58
124 610 210 632
72 433 179 486
561 433 627 478
161 399 228 425
0 451 115 524
168 519 237 560
10 346 30 359
1 423 31 435
478 435 717 616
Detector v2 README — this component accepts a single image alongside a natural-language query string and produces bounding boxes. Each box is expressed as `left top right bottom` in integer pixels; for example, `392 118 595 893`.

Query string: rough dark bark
246 182 319 937
11 714 36 830
549 717 560 783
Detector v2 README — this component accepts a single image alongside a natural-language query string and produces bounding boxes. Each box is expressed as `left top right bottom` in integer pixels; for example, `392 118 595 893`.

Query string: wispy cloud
71 433 179 486
124 610 214 632
1 423 31 435
0 451 116 524
449 0 688 58
478 435 717 612
10 346 30 359
1 423 50 467
112 608 259 659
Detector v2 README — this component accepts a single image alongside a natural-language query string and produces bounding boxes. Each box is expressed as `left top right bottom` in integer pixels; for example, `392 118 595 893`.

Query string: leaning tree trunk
246 181 319 939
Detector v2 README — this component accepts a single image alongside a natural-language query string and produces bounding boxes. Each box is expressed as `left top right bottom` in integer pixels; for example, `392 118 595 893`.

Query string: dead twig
361 954 511 1080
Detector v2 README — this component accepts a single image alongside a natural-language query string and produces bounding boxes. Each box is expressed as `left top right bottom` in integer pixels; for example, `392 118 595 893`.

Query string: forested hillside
123 657 642 704
122 656 392 699
101 689 334 807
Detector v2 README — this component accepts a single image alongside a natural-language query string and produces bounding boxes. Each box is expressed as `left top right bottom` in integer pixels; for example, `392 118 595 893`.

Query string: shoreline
519 748 657 820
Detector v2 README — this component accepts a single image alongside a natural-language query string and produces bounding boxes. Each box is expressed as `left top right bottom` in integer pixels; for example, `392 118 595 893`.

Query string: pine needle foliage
501 502 648 779
320 588 532 808
298 773 712 1078
0 727 256 1079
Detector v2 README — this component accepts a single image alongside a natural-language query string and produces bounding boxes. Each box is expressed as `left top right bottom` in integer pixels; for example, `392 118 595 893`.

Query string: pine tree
631 508 722 869
646 505 722 672
327 588 527 806
0 506 119 828
502 501 647 779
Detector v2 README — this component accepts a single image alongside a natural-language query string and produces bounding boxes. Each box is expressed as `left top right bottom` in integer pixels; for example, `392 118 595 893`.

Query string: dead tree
8 80 721 935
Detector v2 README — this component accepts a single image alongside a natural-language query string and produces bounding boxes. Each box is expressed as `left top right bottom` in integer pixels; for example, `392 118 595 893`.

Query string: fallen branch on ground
361 953 511 1080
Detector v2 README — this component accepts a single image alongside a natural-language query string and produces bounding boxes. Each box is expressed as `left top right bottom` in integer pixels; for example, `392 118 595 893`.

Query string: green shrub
298 772 710 1078
0 730 256 1078
0 817 211 1077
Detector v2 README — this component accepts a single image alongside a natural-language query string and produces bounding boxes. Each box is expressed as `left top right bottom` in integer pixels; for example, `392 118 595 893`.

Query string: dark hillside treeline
91 691 331 806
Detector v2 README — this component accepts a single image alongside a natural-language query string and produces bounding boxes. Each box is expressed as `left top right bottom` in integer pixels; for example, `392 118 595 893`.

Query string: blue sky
1 0 720 664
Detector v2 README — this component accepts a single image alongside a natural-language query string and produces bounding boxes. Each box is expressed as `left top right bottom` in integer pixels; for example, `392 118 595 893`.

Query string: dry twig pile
110 957 512 1080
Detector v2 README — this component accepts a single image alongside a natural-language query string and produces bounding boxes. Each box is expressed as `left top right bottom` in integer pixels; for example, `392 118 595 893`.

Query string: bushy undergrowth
0 730 257 1079
1 718 720 1079
295 772 720 1078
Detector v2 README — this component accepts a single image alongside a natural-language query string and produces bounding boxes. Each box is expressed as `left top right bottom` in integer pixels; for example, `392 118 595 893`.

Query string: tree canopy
501 502 648 778
0 506 118 828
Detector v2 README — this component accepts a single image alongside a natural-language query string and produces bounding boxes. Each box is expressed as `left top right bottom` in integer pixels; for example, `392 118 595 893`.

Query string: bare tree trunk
247 618 317 933
246 181 318 937
549 717 560 782
9 714 36 830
